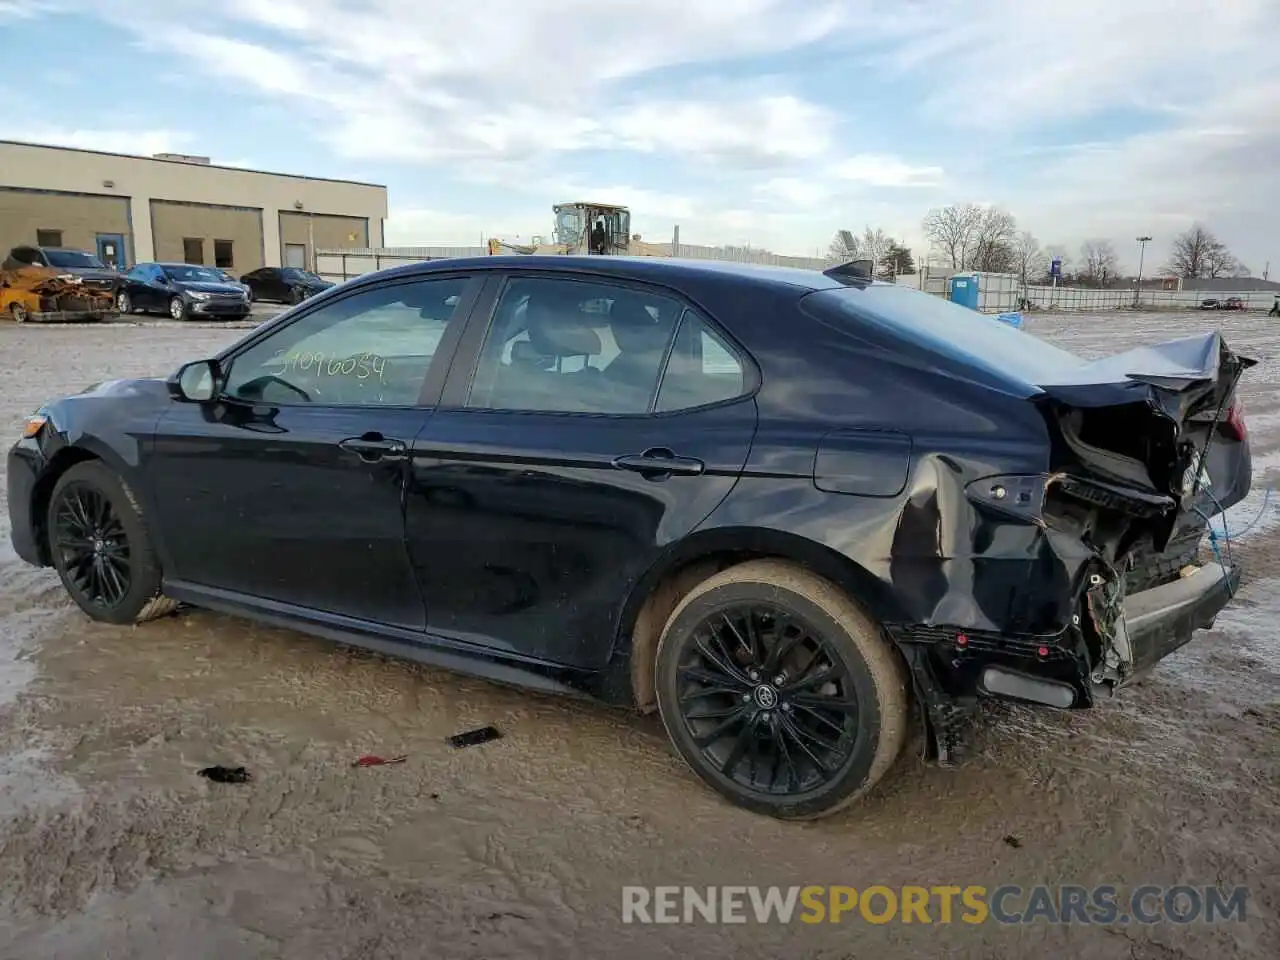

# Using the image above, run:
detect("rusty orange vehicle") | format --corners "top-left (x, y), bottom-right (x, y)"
top-left (1, 251), bottom-right (117, 323)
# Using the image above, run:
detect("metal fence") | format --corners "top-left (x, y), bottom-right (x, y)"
top-left (1025, 286), bottom-right (1277, 311)
top-left (316, 242), bottom-right (828, 283)
top-left (315, 248), bottom-right (1278, 315)
top-left (316, 246), bottom-right (487, 283)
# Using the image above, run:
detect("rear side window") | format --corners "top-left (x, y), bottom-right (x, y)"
top-left (656, 311), bottom-right (747, 412)
top-left (809, 284), bottom-right (1083, 386)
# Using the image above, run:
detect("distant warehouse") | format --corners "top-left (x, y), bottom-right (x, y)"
top-left (0, 140), bottom-right (387, 273)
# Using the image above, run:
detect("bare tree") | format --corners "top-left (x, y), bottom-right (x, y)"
top-left (859, 226), bottom-right (894, 277)
top-left (968, 208), bottom-right (1017, 272)
top-left (1012, 231), bottom-right (1046, 287)
top-left (1166, 224), bottom-right (1235, 279)
top-left (1204, 242), bottom-right (1239, 279)
top-left (1079, 239), bottom-right (1121, 287)
top-left (922, 203), bottom-right (982, 269)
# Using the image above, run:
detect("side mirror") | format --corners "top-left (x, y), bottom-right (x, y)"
top-left (168, 359), bottom-right (220, 402)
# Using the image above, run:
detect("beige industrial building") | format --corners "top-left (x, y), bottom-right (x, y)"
top-left (0, 140), bottom-right (388, 274)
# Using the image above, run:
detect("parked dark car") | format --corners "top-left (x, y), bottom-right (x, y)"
top-left (116, 263), bottom-right (251, 320)
top-left (3, 245), bottom-right (121, 298)
top-left (6, 257), bottom-right (1253, 819)
top-left (215, 269), bottom-right (253, 299)
top-left (1200, 298), bottom-right (1221, 310)
top-left (241, 266), bottom-right (334, 304)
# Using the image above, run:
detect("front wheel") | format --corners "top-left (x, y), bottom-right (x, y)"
top-left (287, 286), bottom-right (304, 305)
top-left (169, 296), bottom-right (188, 321)
top-left (117, 291), bottom-right (134, 314)
top-left (654, 559), bottom-right (911, 820)
top-left (47, 461), bottom-right (178, 624)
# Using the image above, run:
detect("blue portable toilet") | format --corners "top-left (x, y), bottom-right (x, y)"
top-left (949, 273), bottom-right (980, 310)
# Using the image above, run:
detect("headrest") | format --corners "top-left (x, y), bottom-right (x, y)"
top-left (527, 299), bottom-right (602, 357)
top-left (610, 297), bottom-right (673, 355)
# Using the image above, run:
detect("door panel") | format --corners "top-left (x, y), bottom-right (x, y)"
top-left (151, 404), bottom-right (430, 628)
top-left (404, 273), bottom-right (758, 669)
top-left (147, 272), bottom-right (482, 627)
top-left (407, 404), bottom-right (755, 667)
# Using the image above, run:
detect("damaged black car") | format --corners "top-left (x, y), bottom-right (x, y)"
top-left (5, 256), bottom-right (1253, 820)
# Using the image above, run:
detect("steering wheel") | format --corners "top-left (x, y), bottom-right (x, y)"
top-left (235, 374), bottom-right (312, 403)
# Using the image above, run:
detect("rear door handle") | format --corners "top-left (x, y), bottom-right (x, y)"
top-left (339, 434), bottom-right (408, 463)
top-left (611, 447), bottom-right (705, 478)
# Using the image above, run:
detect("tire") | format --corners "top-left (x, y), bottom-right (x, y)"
top-left (287, 286), bottom-right (304, 305)
top-left (116, 290), bottom-right (133, 314)
top-left (654, 559), bottom-right (910, 820)
top-left (11, 302), bottom-right (28, 323)
top-left (46, 461), bottom-right (179, 625)
top-left (169, 296), bottom-right (188, 321)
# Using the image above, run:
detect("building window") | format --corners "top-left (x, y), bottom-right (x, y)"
top-left (213, 239), bottom-right (234, 269)
top-left (183, 237), bottom-right (204, 264)
top-left (36, 229), bottom-right (63, 247)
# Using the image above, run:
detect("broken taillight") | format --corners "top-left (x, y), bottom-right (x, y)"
top-left (1223, 401), bottom-right (1247, 442)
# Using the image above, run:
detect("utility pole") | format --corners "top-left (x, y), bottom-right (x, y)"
top-left (1135, 235), bottom-right (1152, 307)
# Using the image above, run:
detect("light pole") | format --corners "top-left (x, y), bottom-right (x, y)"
top-left (1135, 235), bottom-right (1152, 307)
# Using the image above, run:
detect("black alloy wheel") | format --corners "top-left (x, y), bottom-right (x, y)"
top-left (52, 482), bottom-right (132, 609)
top-left (46, 461), bottom-right (178, 624)
top-left (655, 560), bottom-right (910, 819)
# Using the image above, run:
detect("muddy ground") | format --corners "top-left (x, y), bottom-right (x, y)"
top-left (0, 310), bottom-right (1276, 959)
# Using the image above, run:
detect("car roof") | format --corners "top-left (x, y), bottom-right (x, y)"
top-left (367, 255), bottom-right (852, 293)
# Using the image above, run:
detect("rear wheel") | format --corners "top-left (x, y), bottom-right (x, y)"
top-left (47, 461), bottom-right (178, 624)
top-left (10, 303), bottom-right (28, 323)
top-left (654, 560), bottom-right (910, 819)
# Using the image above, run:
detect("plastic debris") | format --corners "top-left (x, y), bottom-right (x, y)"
top-left (198, 765), bottom-right (252, 784)
top-left (447, 726), bottom-right (503, 749)
top-left (351, 754), bottom-right (407, 767)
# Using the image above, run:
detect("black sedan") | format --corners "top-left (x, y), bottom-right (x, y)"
top-left (241, 266), bottom-right (334, 304)
top-left (6, 256), bottom-right (1253, 819)
top-left (116, 263), bottom-right (250, 320)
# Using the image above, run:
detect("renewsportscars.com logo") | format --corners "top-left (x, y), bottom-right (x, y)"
top-left (621, 885), bottom-right (1249, 925)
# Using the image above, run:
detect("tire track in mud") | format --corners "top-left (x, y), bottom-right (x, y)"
top-left (0, 315), bottom-right (1278, 959)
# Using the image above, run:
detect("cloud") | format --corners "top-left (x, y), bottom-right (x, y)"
top-left (832, 155), bottom-right (945, 188)
top-left (6, 0), bottom-right (1278, 265)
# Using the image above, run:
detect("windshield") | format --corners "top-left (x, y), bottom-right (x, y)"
top-left (163, 265), bottom-right (229, 283)
top-left (809, 284), bottom-right (1086, 387)
top-left (283, 268), bottom-right (323, 282)
top-left (45, 249), bottom-right (105, 268)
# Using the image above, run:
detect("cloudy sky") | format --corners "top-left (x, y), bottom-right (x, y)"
top-left (4, 0), bottom-right (1277, 272)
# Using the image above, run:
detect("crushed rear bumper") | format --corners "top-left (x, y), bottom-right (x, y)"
top-left (1117, 560), bottom-right (1239, 680)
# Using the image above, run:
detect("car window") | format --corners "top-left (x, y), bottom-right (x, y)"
top-left (222, 277), bottom-right (472, 407)
top-left (126, 265), bottom-right (149, 281)
top-left (655, 312), bottom-right (748, 412)
top-left (466, 276), bottom-right (683, 414)
top-left (45, 249), bottom-right (105, 268)
top-left (163, 264), bottom-right (226, 283)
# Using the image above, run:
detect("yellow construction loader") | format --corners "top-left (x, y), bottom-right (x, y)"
top-left (487, 202), bottom-right (667, 257)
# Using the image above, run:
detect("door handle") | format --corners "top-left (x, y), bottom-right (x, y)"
top-left (339, 434), bottom-right (408, 463)
top-left (611, 447), bottom-right (705, 478)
